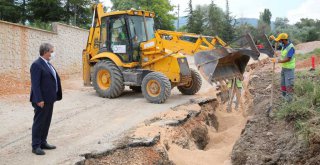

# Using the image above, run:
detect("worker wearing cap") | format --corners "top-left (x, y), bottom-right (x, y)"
top-left (270, 33), bottom-right (295, 102)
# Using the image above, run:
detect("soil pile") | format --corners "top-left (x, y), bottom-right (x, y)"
top-left (231, 64), bottom-right (320, 164)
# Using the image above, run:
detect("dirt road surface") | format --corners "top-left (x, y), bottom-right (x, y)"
top-left (0, 57), bottom-right (214, 165)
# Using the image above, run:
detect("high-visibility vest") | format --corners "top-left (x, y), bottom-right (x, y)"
top-left (227, 79), bottom-right (243, 88)
top-left (281, 43), bottom-right (295, 69)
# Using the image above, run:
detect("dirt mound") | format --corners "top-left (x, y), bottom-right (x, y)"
top-left (231, 65), bottom-right (320, 164)
top-left (82, 145), bottom-right (173, 165)
top-left (296, 41), bottom-right (320, 54)
top-left (296, 55), bottom-right (320, 69)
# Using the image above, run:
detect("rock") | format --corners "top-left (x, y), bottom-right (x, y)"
top-left (251, 75), bottom-right (260, 79)
top-left (163, 140), bottom-right (170, 151)
top-left (266, 132), bottom-right (274, 136)
top-left (265, 84), bottom-right (272, 90)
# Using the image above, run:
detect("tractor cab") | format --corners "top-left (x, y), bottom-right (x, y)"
top-left (99, 11), bottom-right (155, 63)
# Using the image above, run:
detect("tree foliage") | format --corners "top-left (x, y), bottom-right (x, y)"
top-left (62, 0), bottom-right (92, 28)
top-left (222, 0), bottom-right (235, 42)
top-left (273, 17), bottom-right (320, 43)
top-left (0, 0), bottom-right (92, 29)
top-left (185, 0), bottom-right (235, 42)
top-left (0, 0), bottom-right (22, 23)
top-left (257, 8), bottom-right (272, 36)
top-left (190, 5), bottom-right (205, 34)
top-left (28, 0), bottom-right (64, 23)
top-left (235, 23), bottom-right (257, 38)
top-left (260, 9), bottom-right (272, 26)
top-left (274, 17), bottom-right (289, 29)
top-left (186, 0), bottom-right (194, 33)
top-left (111, 0), bottom-right (175, 30)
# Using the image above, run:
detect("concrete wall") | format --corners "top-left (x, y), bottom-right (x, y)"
top-left (0, 21), bottom-right (88, 92)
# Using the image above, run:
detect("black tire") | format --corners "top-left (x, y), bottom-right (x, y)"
top-left (92, 60), bottom-right (124, 98)
top-left (178, 68), bottom-right (202, 95)
top-left (141, 72), bottom-right (171, 104)
top-left (129, 86), bottom-right (142, 92)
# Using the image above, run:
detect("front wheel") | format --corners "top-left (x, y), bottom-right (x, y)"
top-left (92, 60), bottom-right (124, 98)
top-left (141, 72), bottom-right (171, 104)
top-left (178, 68), bottom-right (202, 95)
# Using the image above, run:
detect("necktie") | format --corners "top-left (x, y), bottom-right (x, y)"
top-left (47, 62), bottom-right (58, 92)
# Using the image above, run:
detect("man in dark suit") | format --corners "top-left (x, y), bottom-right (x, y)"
top-left (30, 43), bottom-right (62, 155)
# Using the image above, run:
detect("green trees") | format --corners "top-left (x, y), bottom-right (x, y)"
top-left (190, 5), bottom-right (205, 34)
top-left (111, 0), bottom-right (175, 30)
top-left (273, 17), bottom-right (320, 43)
top-left (28, 0), bottom-right (64, 23)
top-left (222, 0), bottom-right (235, 42)
top-left (185, 0), bottom-right (235, 42)
top-left (257, 9), bottom-right (272, 36)
top-left (260, 9), bottom-right (272, 26)
top-left (0, 0), bottom-right (22, 23)
top-left (62, 0), bottom-right (92, 28)
top-left (295, 18), bottom-right (320, 42)
top-left (0, 0), bottom-right (92, 28)
top-left (186, 0), bottom-right (195, 33)
top-left (274, 17), bottom-right (289, 29)
top-left (1, 0), bottom-right (319, 43)
top-left (205, 1), bottom-right (224, 36)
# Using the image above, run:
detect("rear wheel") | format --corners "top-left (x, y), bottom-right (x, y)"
top-left (93, 60), bottom-right (124, 98)
top-left (141, 72), bottom-right (171, 104)
top-left (178, 68), bottom-right (202, 95)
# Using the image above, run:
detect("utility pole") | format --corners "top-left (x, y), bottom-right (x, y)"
top-left (177, 4), bottom-right (180, 30)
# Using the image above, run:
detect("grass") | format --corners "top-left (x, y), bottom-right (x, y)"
top-left (296, 48), bottom-right (320, 61)
top-left (28, 20), bottom-right (53, 31)
top-left (276, 68), bottom-right (320, 143)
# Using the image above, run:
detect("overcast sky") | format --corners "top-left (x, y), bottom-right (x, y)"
top-left (103, 0), bottom-right (319, 24)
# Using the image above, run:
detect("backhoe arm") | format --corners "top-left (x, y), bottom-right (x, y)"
top-left (155, 30), bottom-right (227, 55)
top-left (83, 3), bottom-right (105, 86)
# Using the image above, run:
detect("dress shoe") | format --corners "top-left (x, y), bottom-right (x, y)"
top-left (32, 147), bottom-right (45, 155)
top-left (41, 143), bottom-right (56, 150)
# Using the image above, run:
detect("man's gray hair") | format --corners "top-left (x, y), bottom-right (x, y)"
top-left (39, 43), bottom-right (53, 56)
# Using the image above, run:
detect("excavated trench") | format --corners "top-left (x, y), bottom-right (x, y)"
top-left (75, 97), bottom-right (215, 164)
top-left (76, 59), bottom-right (271, 165)
top-left (76, 95), bottom-right (250, 165)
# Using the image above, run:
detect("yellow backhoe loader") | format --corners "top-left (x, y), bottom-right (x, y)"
top-left (82, 3), bottom-right (272, 103)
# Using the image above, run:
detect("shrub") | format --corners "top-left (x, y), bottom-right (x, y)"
top-left (276, 69), bottom-right (320, 142)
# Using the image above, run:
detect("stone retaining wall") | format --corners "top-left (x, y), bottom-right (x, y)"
top-left (0, 21), bottom-right (88, 94)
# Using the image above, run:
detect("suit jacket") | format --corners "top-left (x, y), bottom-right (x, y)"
top-left (30, 57), bottom-right (62, 103)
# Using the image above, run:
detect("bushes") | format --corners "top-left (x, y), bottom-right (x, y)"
top-left (276, 69), bottom-right (320, 142)
top-left (296, 48), bottom-right (320, 61)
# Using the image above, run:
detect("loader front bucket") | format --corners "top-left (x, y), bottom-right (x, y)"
top-left (194, 33), bottom-right (260, 84)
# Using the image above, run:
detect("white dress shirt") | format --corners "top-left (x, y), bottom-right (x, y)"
top-left (40, 56), bottom-right (58, 92)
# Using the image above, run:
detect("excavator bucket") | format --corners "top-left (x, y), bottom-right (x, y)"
top-left (194, 33), bottom-right (260, 84)
top-left (256, 34), bottom-right (275, 57)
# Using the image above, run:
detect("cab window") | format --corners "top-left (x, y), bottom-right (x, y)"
top-left (108, 16), bottom-right (131, 62)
